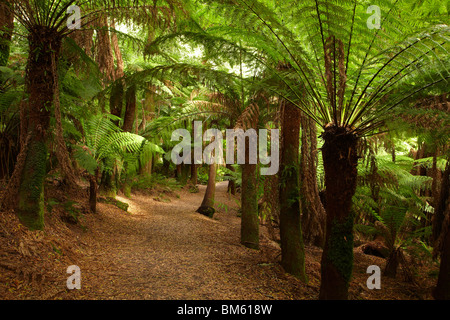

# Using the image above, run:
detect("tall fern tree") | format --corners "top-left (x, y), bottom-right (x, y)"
top-left (195, 0), bottom-right (449, 299)
top-left (0, 0), bottom-right (191, 229)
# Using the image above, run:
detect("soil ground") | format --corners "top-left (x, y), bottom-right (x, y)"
top-left (0, 181), bottom-right (440, 300)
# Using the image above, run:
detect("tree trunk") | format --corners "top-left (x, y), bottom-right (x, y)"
top-left (0, 0), bottom-right (14, 66)
top-left (319, 125), bottom-right (359, 300)
top-left (196, 164), bottom-right (216, 218)
top-left (434, 204), bottom-right (450, 300)
top-left (177, 163), bottom-right (190, 185)
top-left (300, 112), bottom-right (326, 247)
top-left (384, 247), bottom-right (400, 278)
top-left (241, 141), bottom-right (259, 249)
top-left (432, 163), bottom-right (449, 245)
top-left (191, 163), bottom-right (198, 185)
top-left (226, 164), bottom-right (236, 195)
top-left (53, 52), bottom-right (77, 189)
top-left (279, 101), bottom-right (307, 281)
top-left (95, 15), bottom-right (115, 84)
top-left (89, 168), bottom-right (99, 213)
top-left (139, 84), bottom-right (157, 176)
top-left (123, 84), bottom-right (137, 132)
top-left (433, 168), bottom-right (450, 300)
top-left (16, 29), bottom-right (62, 230)
top-left (99, 169), bottom-right (116, 197)
top-left (110, 80), bottom-right (123, 125)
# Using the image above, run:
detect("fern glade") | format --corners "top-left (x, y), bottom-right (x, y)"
top-left (193, 0), bottom-right (449, 299)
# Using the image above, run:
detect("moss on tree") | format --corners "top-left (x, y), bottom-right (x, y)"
top-left (17, 139), bottom-right (48, 230)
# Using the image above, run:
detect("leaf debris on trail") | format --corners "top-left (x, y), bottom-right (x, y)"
top-left (0, 182), bottom-right (437, 300)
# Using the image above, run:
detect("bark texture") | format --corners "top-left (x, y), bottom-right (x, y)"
top-left (300, 112), bottom-right (326, 247)
top-left (279, 101), bottom-right (307, 281)
top-left (196, 163), bottom-right (217, 218)
top-left (0, 0), bottom-right (14, 66)
top-left (319, 125), bottom-right (359, 300)
top-left (13, 28), bottom-right (62, 230)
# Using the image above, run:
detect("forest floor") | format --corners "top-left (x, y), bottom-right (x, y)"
top-left (0, 180), bottom-right (440, 300)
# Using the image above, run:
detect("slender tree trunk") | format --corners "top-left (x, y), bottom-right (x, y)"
top-left (433, 162), bottom-right (450, 299)
top-left (123, 84), bottom-right (136, 132)
top-left (190, 153), bottom-right (198, 185)
top-left (191, 164), bottom-right (198, 185)
top-left (279, 101), bottom-right (307, 281)
top-left (196, 164), bottom-right (217, 218)
top-left (432, 163), bottom-right (449, 244)
top-left (110, 81), bottom-right (123, 125)
top-left (177, 163), bottom-right (189, 185)
top-left (319, 125), bottom-right (359, 300)
top-left (434, 202), bottom-right (450, 300)
top-left (241, 141), bottom-right (259, 250)
top-left (110, 18), bottom-right (124, 80)
top-left (89, 168), bottom-right (100, 213)
top-left (0, 0), bottom-right (14, 67)
top-left (140, 84), bottom-right (157, 176)
top-left (300, 112), bottom-right (326, 247)
top-left (226, 164), bottom-right (236, 195)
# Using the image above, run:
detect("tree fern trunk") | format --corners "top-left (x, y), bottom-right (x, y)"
top-left (434, 208), bottom-right (450, 300)
top-left (17, 28), bottom-right (62, 230)
top-left (384, 247), bottom-right (400, 278)
top-left (319, 125), bottom-right (359, 300)
top-left (432, 163), bottom-right (449, 244)
top-left (433, 172), bottom-right (450, 300)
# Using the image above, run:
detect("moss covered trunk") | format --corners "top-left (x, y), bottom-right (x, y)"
top-left (99, 169), bottom-right (117, 198)
top-left (17, 28), bottom-right (62, 230)
top-left (241, 140), bottom-right (259, 249)
top-left (434, 211), bottom-right (450, 300)
top-left (432, 163), bottom-right (449, 244)
top-left (279, 101), bottom-right (307, 281)
top-left (433, 169), bottom-right (450, 300)
top-left (0, 0), bottom-right (14, 66)
top-left (319, 125), bottom-right (359, 300)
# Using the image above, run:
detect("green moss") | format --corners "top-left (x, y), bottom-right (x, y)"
top-left (197, 206), bottom-right (215, 218)
top-left (98, 197), bottom-right (129, 212)
top-left (326, 212), bottom-right (355, 284)
top-left (17, 139), bottom-right (48, 230)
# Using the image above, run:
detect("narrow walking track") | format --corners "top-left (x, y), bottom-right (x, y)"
top-left (0, 181), bottom-right (429, 300)
top-left (62, 182), bottom-right (310, 300)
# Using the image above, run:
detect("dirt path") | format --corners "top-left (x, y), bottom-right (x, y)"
top-left (64, 182), bottom-right (310, 300)
top-left (1, 180), bottom-right (432, 300)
